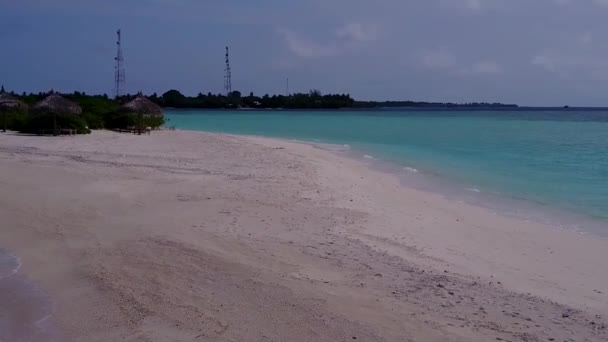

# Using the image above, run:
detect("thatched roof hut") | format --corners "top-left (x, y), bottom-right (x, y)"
top-left (118, 96), bottom-right (163, 116)
top-left (1, 91), bottom-right (29, 132)
top-left (0, 92), bottom-right (28, 114)
top-left (33, 94), bottom-right (82, 116)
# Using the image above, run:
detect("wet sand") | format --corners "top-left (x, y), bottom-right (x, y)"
top-left (0, 130), bottom-right (606, 341)
top-left (0, 250), bottom-right (61, 341)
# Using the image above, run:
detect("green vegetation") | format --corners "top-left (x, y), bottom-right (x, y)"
top-left (73, 93), bottom-right (117, 130)
top-left (2, 89), bottom-right (357, 132)
top-left (353, 100), bottom-right (518, 109)
top-left (1, 88), bottom-right (519, 133)
top-left (147, 90), bottom-right (517, 109)
top-left (104, 112), bottom-right (164, 130)
top-left (3, 91), bottom-right (164, 133)
top-left (20, 114), bottom-right (91, 134)
top-left (152, 89), bottom-right (354, 109)
top-left (2, 112), bottom-right (29, 132)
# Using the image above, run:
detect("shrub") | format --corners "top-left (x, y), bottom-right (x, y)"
top-left (20, 114), bottom-right (91, 134)
top-left (83, 112), bottom-right (105, 130)
top-left (2, 112), bottom-right (29, 131)
top-left (104, 112), bottom-right (164, 130)
top-left (143, 115), bottom-right (165, 128)
top-left (104, 112), bottom-right (136, 129)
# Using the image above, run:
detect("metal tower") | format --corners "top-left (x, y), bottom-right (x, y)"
top-left (224, 46), bottom-right (232, 96)
top-left (114, 29), bottom-right (126, 99)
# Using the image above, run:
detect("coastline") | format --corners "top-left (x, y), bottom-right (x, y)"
top-left (202, 130), bottom-right (608, 238)
top-left (0, 130), bottom-right (606, 341)
top-left (337, 142), bottom-right (608, 237)
top-left (244, 133), bottom-right (608, 311)
top-left (165, 109), bottom-right (608, 225)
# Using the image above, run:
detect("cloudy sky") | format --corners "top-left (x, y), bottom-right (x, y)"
top-left (1, 0), bottom-right (608, 106)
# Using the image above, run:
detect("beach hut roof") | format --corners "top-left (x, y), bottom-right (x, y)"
top-left (33, 94), bottom-right (82, 116)
top-left (119, 96), bottom-right (163, 116)
top-left (0, 91), bottom-right (28, 113)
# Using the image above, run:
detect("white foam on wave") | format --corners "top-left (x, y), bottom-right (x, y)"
top-left (0, 275), bottom-right (61, 342)
top-left (403, 166), bottom-right (419, 173)
top-left (466, 188), bottom-right (481, 193)
top-left (310, 142), bottom-right (351, 153)
top-left (363, 155), bottom-right (374, 159)
top-left (0, 250), bottom-right (22, 280)
top-left (34, 306), bottom-right (56, 328)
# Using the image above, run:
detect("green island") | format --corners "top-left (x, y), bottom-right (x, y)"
top-left (0, 87), bottom-right (518, 135)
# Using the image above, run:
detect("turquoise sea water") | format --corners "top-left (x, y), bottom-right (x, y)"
top-left (166, 109), bottom-right (608, 233)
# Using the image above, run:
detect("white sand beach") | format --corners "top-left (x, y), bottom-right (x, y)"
top-left (0, 130), bottom-right (606, 341)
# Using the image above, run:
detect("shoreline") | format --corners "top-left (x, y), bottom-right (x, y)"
top-left (165, 109), bottom-right (608, 227)
top-left (0, 249), bottom-right (61, 342)
top-left (345, 143), bottom-right (608, 238)
top-left (0, 130), bottom-right (606, 341)
top-left (242, 132), bottom-right (608, 311)
top-left (185, 128), bottom-right (608, 238)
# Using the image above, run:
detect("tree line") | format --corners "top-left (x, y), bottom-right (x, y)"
top-left (149, 89), bottom-right (355, 109)
top-left (2, 88), bottom-right (519, 133)
top-left (8, 88), bottom-right (518, 112)
top-left (143, 90), bottom-right (518, 109)
top-left (353, 100), bottom-right (518, 109)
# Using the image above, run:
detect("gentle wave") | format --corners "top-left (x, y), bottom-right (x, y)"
top-left (166, 109), bottom-right (608, 235)
top-left (403, 166), bottom-right (419, 173)
top-left (0, 249), bottom-right (22, 280)
top-left (0, 249), bottom-right (62, 342)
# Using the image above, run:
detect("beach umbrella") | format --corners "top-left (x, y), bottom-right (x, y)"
top-left (33, 94), bottom-right (82, 116)
top-left (0, 90), bottom-right (28, 132)
top-left (118, 95), bottom-right (163, 135)
top-left (32, 94), bottom-right (82, 134)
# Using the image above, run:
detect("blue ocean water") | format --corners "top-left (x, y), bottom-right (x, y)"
top-left (166, 109), bottom-right (608, 232)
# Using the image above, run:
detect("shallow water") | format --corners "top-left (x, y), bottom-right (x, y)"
top-left (0, 250), bottom-right (21, 280)
top-left (166, 109), bottom-right (608, 234)
top-left (0, 249), bottom-right (62, 342)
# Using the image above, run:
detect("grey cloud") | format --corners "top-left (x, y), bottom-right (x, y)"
top-left (418, 48), bottom-right (457, 69)
top-left (277, 29), bottom-right (339, 58)
top-left (532, 51), bottom-right (608, 80)
top-left (470, 61), bottom-right (502, 74)
top-left (279, 23), bottom-right (379, 59)
top-left (2, 0), bottom-right (608, 105)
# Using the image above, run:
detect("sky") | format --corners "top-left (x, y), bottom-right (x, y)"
top-left (1, 0), bottom-right (608, 106)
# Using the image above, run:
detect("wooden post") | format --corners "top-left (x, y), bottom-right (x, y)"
top-left (138, 112), bottom-right (143, 135)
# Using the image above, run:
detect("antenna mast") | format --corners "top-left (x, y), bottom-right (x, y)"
top-left (224, 46), bottom-right (232, 96)
top-left (114, 29), bottom-right (126, 99)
